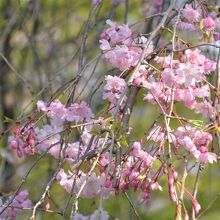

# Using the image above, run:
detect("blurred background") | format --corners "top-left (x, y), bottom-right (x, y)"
top-left (0, 0), bottom-right (220, 219)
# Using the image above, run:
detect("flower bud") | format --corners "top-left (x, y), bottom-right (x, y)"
top-left (192, 199), bottom-right (201, 214)
top-left (23, 147), bottom-right (30, 156)
top-left (163, 167), bottom-right (168, 175)
top-left (171, 167), bottom-right (178, 181)
top-left (14, 127), bottom-right (20, 135)
top-left (10, 209), bottom-right (16, 217)
top-left (17, 149), bottom-right (23, 158)
top-left (28, 138), bottom-right (35, 146)
top-left (10, 140), bottom-right (19, 149)
top-left (45, 202), bottom-right (50, 211)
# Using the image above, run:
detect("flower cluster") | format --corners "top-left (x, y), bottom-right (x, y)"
top-left (8, 126), bottom-right (36, 157)
top-left (36, 100), bottom-right (95, 161)
top-left (175, 125), bottom-right (217, 163)
top-left (0, 190), bottom-right (32, 220)
top-left (9, 100), bottom-right (94, 160)
top-left (57, 169), bottom-right (111, 199)
top-left (37, 100), bottom-right (94, 125)
top-left (100, 20), bottom-right (153, 71)
top-left (178, 3), bottom-right (220, 40)
top-left (99, 142), bottom-right (159, 202)
top-left (143, 48), bottom-right (216, 119)
top-left (168, 167), bottom-right (178, 202)
top-left (103, 75), bottom-right (126, 110)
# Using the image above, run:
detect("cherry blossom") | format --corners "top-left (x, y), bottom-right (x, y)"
top-left (182, 4), bottom-right (201, 22)
top-left (203, 16), bottom-right (216, 32)
top-left (57, 169), bottom-right (111, 198)
top-left (0, 190), bottom-right (32, 220)
top-left (100, 20), bottom-right (153, 71)
top-left (103, 75), bottom-right (126, 103)
top-left (66, 101), bottom-right (94, 122)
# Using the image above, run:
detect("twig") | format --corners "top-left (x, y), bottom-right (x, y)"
top-left (124, 192), bottom-right (142, 220)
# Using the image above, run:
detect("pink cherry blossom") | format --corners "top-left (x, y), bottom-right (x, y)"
top-left (182, 4), bottom-right (201, 22)
top-left (195, 101), bottom-right (215, 119)
top-left (0, 190), bottom-right (32, 220)
top-left (193, 85), bottom-right (210, 98)
top-left (147, 126), bottom-right (165, 142)
top-left (192, 199), bottom-right (201, 214)
top-left (103, 75), bottom-right (126, 103)
top-left (198, 152), bottom-right (217, 163)
top-left (37, 100), bottom-right (67, 121)
top-left (57, 170), bottom-right (111, 198)
top-left (66, 101), bottom-right (94, 122)
top-left (102, 45), bottom-right (143, 71)
top-left (203, 16), bottom-right (216, 32)
top-left (175, 63), bottom-right (203, 87)
top-left (204, 58), bottom-right (216, 74)
top-left (177, 21), bottom-right (196, 31)
top-left (184, 49), bottom-right (205, 66)
top-left (100, 20), bottom-right (153, 71)
top-left (101, 19), bottom-right (132, 44)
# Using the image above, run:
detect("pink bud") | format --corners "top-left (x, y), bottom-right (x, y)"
top-left (199, 146), bottom-right (207, 153)
top-left (17, 149), bottom-right (23, 158)
top-left (150, 182), bottom-right (160, 190)
top-left (10, 209), bottom-right (16, 217)
top-left (28, 139), bottom-right (35, 146)
top-left (143, 190), bottom-right (150, 201)
top-left (134, 77), bottom-right (142, 87)
top-left (163, 167), bottom-right (168, 175)
top-left (119, 181), bottom-right (128, 192)
top-left (10, 140), bottom-right (19, 149)
top-left (170, 192), bottom-right (177, 202)
top-left (23, 147), bottom-right (30, 156)
top-left (169, 185), bottom-right (175, 194)
top-left (29, 131), bottom-right (35, 139)
top-left (31, 147), bottom-right (37, 154)
top-left (100, 32), bottom-right (108, 39)
top-left (45, 202), bottom-right (50, 211)
top-left (22, 142), bottom-right (28, 149)
top-left (100, 156), bottom-right (108, 167)
top-left (169, 176), bottom-right (175, 185)
top-left (14, 127), bottom-right (20, 135)
top-left (105, 178), bottom-right (111, 188)
top-left (161, 105), bottom-right (167, 112)
top-left (184, 210), bottom-right (189, 220)
top-left (171, 167), bottom-right (178, 181)
top-left (192, 199), bottom-right (201, 214)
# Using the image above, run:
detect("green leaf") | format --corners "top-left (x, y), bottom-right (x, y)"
top-left (189, 120), bottom-right (204, 128)
top-left (208, 5), bottom-right (219, 14)
top-left (117, 134), bottom-right (129, 147)
top-left (3, 116), bottom-right (14, 123)
top-left (199, 19), bottom-right (204, 30)
top-left (209, 127), bottom-right (220, 133)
